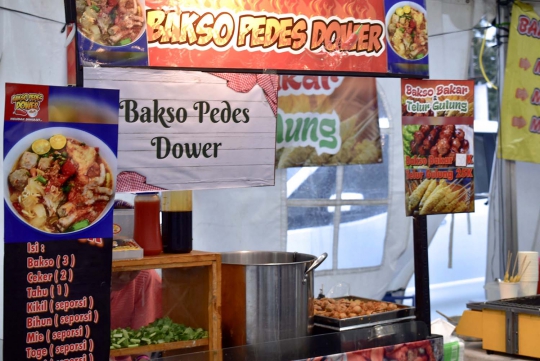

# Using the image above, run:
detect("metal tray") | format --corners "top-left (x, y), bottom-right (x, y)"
top-left (314, 296), bottom-right (416, 331)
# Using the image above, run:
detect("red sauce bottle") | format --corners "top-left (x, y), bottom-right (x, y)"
top-left (133, 193), bottom-right (162, 256)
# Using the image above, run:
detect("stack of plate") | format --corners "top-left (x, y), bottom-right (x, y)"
top-left (518, 251), bottom-right (539, 296)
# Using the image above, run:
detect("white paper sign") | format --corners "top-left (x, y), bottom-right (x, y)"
top-left (84, 68), bottom-right (276, 191)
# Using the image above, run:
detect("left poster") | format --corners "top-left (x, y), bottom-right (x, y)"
top-left (3, 84), bottom-right (119, 361)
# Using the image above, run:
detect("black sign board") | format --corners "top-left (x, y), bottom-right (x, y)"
top-left (4, 239), bottom-right (112, 361)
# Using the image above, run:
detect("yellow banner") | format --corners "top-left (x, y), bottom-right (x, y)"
top-left (499, 1), bottom-right (540, 163)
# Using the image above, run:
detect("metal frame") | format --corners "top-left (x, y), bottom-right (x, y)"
top-left (412, 215), bottom-right (431, 329)
top-left (65, 0), bottom-right (438, 336)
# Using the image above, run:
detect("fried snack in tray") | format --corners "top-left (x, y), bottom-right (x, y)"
top-left (432, 187), bottom-right (463, 213)
top-left (418, 180), bottom-right (448, 215)
top-left (427, 186), bottom-right (471, 214)
top-left (440, 199), bottom-right (459, 213)
top-left (408, 179), bottom-right (472, 214)
top-left (407, 164), bottom-right (473, 214)
top-left (408, 178), bottom-right (431, 210)
top-left (314, 298), bottom-right (399, 319)
top-left (419, 179), bottom-right (438, 209)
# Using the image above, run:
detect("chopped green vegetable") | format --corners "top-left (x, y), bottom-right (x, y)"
top-left (62, 183), bottom-right (73, 193)
top-left (416, 53), bottom-right (425, 59)
top-left (402, 125), bottom-right (421, 156)
top-left (110, 317), bottom-right (208, 350)
top-left (118, 38), bottom-right (132, 46)
top-left (69, 219), bottom-right (90, 232)
top-left (35, 175), bottom-right (48, 185)
top-left (91, 5), bottom-right (100, 12)
top-left (403, 131), bottom-right (414, 142)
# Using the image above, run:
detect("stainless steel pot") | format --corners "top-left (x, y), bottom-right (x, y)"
top-left (221, 251), bottom-right (327, 347)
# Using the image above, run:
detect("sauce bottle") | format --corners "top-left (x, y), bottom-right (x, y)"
top-left (133, 192), bottom-right (162, 256)
top-left (161, 191), bottom-right (193, 253)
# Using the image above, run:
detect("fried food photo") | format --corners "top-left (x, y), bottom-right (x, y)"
top-left (406, 178), bottom-right (473, 216)
top-left (403, 124), bottom-right (471, 164)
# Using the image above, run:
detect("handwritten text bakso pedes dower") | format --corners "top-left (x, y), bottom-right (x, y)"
top-left (119, 99), bottom-right (250, 160)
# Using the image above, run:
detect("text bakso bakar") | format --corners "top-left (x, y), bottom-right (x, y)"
top-left (7, 134), bottom-right (113, 233)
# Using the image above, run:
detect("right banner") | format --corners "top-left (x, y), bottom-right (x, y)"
top-left (499, 1), bottom-right (540, 163)
top-left (401, 79), bottom-right (475, 216)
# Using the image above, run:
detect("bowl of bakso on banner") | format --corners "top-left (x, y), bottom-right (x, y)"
top-left (386, 1), bottom-right (428, 61)
top-left (76, 0), bottom-right (146, 47)
top-left (4, 128), bottom-right (116, 234)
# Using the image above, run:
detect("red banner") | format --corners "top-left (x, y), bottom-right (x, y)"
top-left (147, 0), bottom-right (386, 73)
top-left (76, 0), bottom-right (429, 76)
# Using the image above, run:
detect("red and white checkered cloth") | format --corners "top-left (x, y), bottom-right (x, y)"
top-left (116, 171), bottom-right (165, 193)
top-left (211, 73), bottom-right (279, 115)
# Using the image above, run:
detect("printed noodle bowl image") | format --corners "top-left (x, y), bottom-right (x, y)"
top-left (4, 128), bottom-right (116, 234)
top-left (386, 2), bottom-right (428, 60)
top-left (76, 0), bottom-right (145, 47)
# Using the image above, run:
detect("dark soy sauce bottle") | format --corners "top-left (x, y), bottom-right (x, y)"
top-left (161, 191), bottom-right (193, 253)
